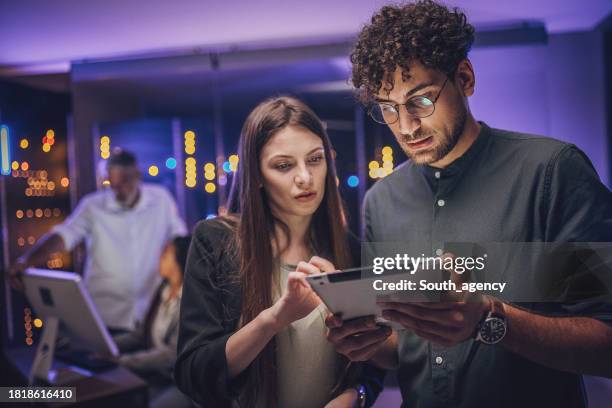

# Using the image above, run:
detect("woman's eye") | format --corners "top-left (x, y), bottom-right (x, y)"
top-left (275, 162), bottom-right (291, 170)
top-left (308, 154), bottom-right (324, 164)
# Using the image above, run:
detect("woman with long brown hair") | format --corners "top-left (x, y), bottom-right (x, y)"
top-left (175, 96), bottom-right (387, 408)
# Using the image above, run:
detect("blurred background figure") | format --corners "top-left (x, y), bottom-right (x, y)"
top-left (114, 235), bottom-right (193, 408)
top-left (9, 149), bottom-right (188, 332)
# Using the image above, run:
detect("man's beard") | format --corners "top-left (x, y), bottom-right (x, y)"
top-left (403, 107), bottom-right (467, 165)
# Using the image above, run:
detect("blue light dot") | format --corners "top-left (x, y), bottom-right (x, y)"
top-left (347, 175), bottom-right (359, 188)
top-left (222, 161), bottom-right (231, 173)
top-left (206, 214), bottom-right (217, 220)
top-left (166, 157), bottom-right (177, 169)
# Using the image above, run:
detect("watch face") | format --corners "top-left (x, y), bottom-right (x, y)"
top-left (479, 317), bottom-right (506, 344)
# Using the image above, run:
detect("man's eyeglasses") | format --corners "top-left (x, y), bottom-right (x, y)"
top-left (368, 78), bottom-right (449, 125)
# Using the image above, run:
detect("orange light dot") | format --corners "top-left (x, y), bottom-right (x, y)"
top-left (26, 209), bottom-right (33, 218)
top-left (21, 162), bottom-right (29, 171)
top-left (25, 338), bottom-right (33, 346)
top-left (27, 236), bottom-right (36, 245)
top-left (17, 237), bottom-right (25, 246)
top-left (20, 139), bottom-right (29, 149)
top-left (205, 182), bottom-right (216, 193)
top-left (102, 180), bottom-right (110, 186)
top-left (47, 181), bottom-right (55, 190)
top-left (25, 188), bottom-right (33, 197)
top-left (35, 209), bottom-right (43, 218)
top-left (44, 209), bottom-right (52, 218)
top-left (60, 177), bottom-right (69, 187)
top-left (16, 210), bottom-right (24, 219)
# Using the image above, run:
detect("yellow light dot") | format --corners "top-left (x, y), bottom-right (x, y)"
top-left (184, 130), bottom-right (195, 139)
top-left (205, 182), bottom-right (216, 193)
top-left (186, 179), bottom-right (197, 188)
top-left (46, 130), bottom-right (55, 138)
top-left (204, 171), bottom-right (215, 181)
top-left (60, 177), bottom-right (70, 187)
top-left (382, 153), bottom-right (393, 162)
top-left (383, 161), bottom-right (394, 169)
top-left (204, 163), bottom-right (215, 172)
top-left (102, 180), bottom-right (110, 186)
top-left (185, 157), bottom-right (196, 166)
top-left (185, 146), bottom-right (196, 155)
top-left (229, 163), bottom-right (238, 172)
top-left (376, 168), bottom-right (386, 178)
top-left (12, 161), bottom-right (19, 170)
top-left (21, 162), bottom-right (29, 171)
top-left (148, 165), bottom-right (159, 177)
top-left (382, 146), bottom-right (393, 155)
top-left (20, 139), bottom-right (29, 149)
top-left (42, 143), bottom-right (51, 153)
top-left (368, 169), bottom-right (377, 179)
top-left (368, 161), bottom-right (380, 170)
top-left (101, 151), bottom-right (110, 159)
top-left (33, 318), bottom-right (43, 328)
top-left (229, 155), bottom-right (239, 164)
top-left (100, 136), bottom-right (110, 144)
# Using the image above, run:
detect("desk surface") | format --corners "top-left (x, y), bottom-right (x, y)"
top-left (4, 345), bottom-right (148, 406)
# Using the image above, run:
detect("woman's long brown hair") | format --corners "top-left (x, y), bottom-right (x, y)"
top-left (226, 96), bottom-right (352, 407)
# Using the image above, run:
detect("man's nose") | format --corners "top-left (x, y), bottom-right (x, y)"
top-left (397, 106), bottom-right (421, 137)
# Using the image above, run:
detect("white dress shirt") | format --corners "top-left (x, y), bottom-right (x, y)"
top-left (52, 183), bottom-right (187, 329)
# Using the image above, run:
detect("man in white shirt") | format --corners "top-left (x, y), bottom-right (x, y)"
top-left (10, 149), bottom-right (187, 330)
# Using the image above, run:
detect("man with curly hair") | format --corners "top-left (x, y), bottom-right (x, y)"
top-left (324, 1), bottom-right (612, 407)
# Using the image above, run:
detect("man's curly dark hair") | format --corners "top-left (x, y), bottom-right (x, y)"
top-left (351, 0), bottom-right (475, 103)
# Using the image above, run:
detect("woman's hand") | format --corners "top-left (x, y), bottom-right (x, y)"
top-left (267, 256), bottom-right (337, 330)
top-left (324, 388), bottom-right (358, 408)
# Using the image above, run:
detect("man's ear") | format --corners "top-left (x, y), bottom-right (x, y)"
top-left (454, 59), bottom-right (475, 97)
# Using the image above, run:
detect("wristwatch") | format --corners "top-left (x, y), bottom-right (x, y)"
top-left (475, 296), bottom-right (507, 345)
top-left (353, 384), bottom-right (366, 408)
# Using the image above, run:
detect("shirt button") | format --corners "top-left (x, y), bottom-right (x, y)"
top-left (435, 248), bottom-right (444, 256)
top-left (437, 199), bottom-right (445, 207)
top-left (435, 356), bottom-right (444, 365)
top-left (434, 171), bottom-right (441, 179)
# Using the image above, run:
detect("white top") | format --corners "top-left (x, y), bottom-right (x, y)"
top-left (274, 263), bottom-right (340, 408)
top-left (52, 183), bottom-right (187, 329)
top-left (150, 285), bottom-right (182, 348)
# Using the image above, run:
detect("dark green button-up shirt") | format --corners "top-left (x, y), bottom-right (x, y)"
top-left (364, 123), bottom-right (612, 408)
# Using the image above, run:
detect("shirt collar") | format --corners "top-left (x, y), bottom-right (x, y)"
top-left (104, 185), bottom-right (150, 213)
